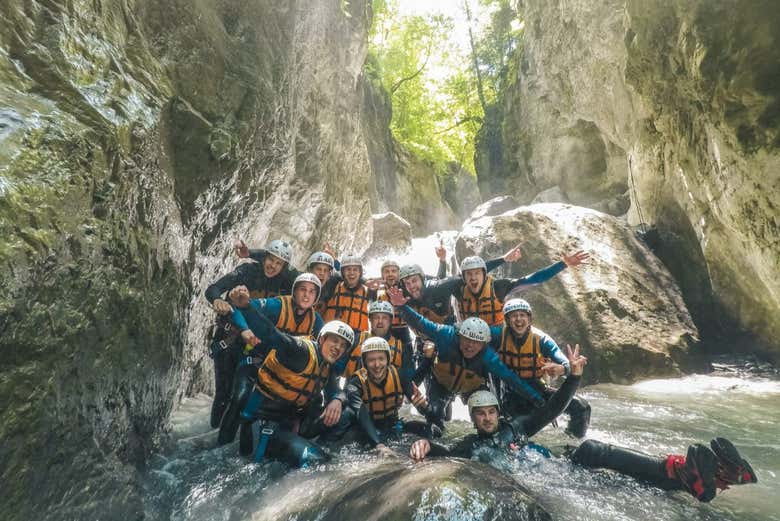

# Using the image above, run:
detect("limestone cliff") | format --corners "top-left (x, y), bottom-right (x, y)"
top-left (0, 1), bottom-right (374, 518)
top-left (476, 0), bottom-right (780, 359)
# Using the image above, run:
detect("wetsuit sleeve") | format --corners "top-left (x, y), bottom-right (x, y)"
top-left (437, 259), bottom-right (447, 279)
top-left (539, 334), bottom-right (570, 373)
top-left (427, 436), bottom-right (474, 458)
top-left (238, 306), bottom-right (309, 371)
top-left (485, 257), bottom-right (505, 273)
top-left (344, 375), bottom-right (365, 411)
top-left (412, 356), bottom-right (432, 386)
top-left (204, 263), bottom-right (257, 303)
top-left (488, 325), bottom-right (504, 350)
top-left (483, 348), bottom-right (545, 405)
top-left (496, 261), bottom-right (567, 299)
top-left (399, 305), bottom-right (456, 347)
top-left (515, 374), bottom-right (581, 437)
top-left (324, 371), bottom-right (344, 402)
top-left (312, 312), bottom-right (324, 337)
top-left (248, 248), bottom-right (267, 263)
top-left (400, 340), bottom-right (415, 375)
top-left (357, 405), bottom-right (382, 447)
top-left (423, 276), bottom-right (463, 302)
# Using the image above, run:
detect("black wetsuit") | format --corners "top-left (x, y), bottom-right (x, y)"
top-left (227, 304), bottom-right (338, 467)
top-left (425, 373), bottom-right (685, 493)
top-left (204, 251), bottom-right (300, 428)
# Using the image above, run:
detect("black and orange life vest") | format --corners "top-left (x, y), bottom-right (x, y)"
top-left (498, 326), bottom-right (545, 380)
top-left (431, 355), bottom-right (484, 394)
top-left (376, 287), bottom-right (408, 329)
top-left (323, 282), bottom-right (370, 332)
top-left (458, 276), bottom-right (504, 326)
top-left (356, 365), bottom-right (404, 421)
top-left (275, 296), bottom-right (316, 337)
top-left (256, 339), bottom-right (329, 407)
top-left (250, 288), bottom-right (275, 299)
top-left (343, 331), bottom-right (404, 379)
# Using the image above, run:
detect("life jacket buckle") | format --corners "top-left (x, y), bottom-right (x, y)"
top-left (219, 340), bottom-right (228, 350)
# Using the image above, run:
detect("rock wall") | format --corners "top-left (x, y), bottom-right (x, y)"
top-left (0, 1), bottom-right (374, 519)
top-left (361, 71), bottom-right (461, 232)
top-left (476, 0), bottom-right (780, 359)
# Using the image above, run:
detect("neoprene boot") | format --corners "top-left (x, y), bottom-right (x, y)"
top-left (564, 395), bottom-right (591, 438)
top-left (665, 444), bottom-right (718, 502)
top-left (710, 437), bottom-right (757, 489)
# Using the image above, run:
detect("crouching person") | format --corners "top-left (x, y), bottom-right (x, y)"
top-left (236, 305), bottom-right (354, 467)
top-left (327, 337), bottom-right (437, 456)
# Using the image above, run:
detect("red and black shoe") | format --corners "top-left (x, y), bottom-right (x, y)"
top-left (710, 437), bottom-right (758, 490)
top-left (666, 444), bottom-right (718, 502)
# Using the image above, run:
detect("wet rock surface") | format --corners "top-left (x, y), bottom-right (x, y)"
top-left (475, 0), bottom-right (780, 361)
top-left (457, 203), bottom-right (701, 384)
top-left (364, 211), bottom-right (413, 257)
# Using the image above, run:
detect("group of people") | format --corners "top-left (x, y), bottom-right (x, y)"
top-left (204, 238), bottom-right (757, 504)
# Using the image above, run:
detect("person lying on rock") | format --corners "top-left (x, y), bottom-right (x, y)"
top-left (320, 337), bottom-right (438, 456)
top-left (216, 273), bottom-right (325, 446)
top-left (409, 347), bottom-right (758, 504)
top-left (204, 239), bottom-right (299, 428)
top-left (387, 287), bottom-right (546, 433)
top-left (489, 298), bottom-right (591, 438)
top-left (444, 248), bottom-right (590, 327)
top-left (233, 307), bottom-right (354, 466)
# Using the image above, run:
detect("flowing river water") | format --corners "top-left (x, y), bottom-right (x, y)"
top-left (142, 233), bottom-right (780, 520)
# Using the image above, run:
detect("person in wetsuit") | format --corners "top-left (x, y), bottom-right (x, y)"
top-left (216, 273), bottom-right (325, 445)
top-left (235, 311), bottom-right (355, 467)
top-left (409, 347), bottom-right (758, 503)
top-left (386, 287), bottom-right (546, 432)
top-left (489, 298), bottom-right (591, 438)
top-left (322, 253), bottom-right (371, 335)
top-left (329, 337), bottom-right (438, 455)
top-left (204, 239), bottom-right (299, 427)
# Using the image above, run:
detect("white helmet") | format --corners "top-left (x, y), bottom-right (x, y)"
top-left (368, 300), bottom-right (394, 317)
top-left (266, 239), bottom-right (293, 264)
top-left (340, 253), bottom-right (363, 271)
top-left (306, 251), bottom-right (335, 270)
top-left (318, 320), bottom-right (355, 347)
top-left (399, 264), bottom-right (424, 281)
top-left (467, 390), bottom-right (500, 415)
top-left (503, 298), bottom-right (532, 316)
top-left (292, 273), bottom-right (322, 303)
top-left (381, 259), bottom-right (400, 271)
top-left (458, 317), bottom-right (491, 343)
top-left (460, 256), bottom-right (486, 274)
top-left (361, 336), bottom-right (391, 356)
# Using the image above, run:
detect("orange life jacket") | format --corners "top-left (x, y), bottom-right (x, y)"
top-left (356, 365), bottom-right (404, 421)
top-left (323, 282), bottom-right (370, 332)
top-left (275, 295), bottom-right (316, 337)
top-left (344, 331), bottom-right (404, 379)
top-left (431, 355), bottom-right (484, 394)
top-left (458, 275), bottom-right (504, 326)
top-left (256, 339), bottom-right (329, 407)
top-left (498, 326), bottom-right (546, 380)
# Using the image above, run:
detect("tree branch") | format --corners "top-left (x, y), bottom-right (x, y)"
top-left (390, 47), bottom-right (432, 94)
top-left (434, 116), bottom-right (483, 134)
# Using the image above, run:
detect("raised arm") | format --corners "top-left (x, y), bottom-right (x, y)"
top-left (482, 348), bottom-right (545, 405)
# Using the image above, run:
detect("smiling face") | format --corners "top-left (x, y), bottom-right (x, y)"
top-left (319, 334), bottom-right (349, 364)
top-left (369, 312), bottom-right (391, 337)
top-left (263, 254), bottom-right (286, 278)
top-left (363, 350), bottom-right (389, 382)
top-left (402, 274), bottom-right (423, 299)
top-left (463, 268), bottom-right (485, 294)
top-left (310, 263), bottom-right (332, 284)
top-left (506, 310), bottom-right (532, 337)
top-left (342, 265), bottom-right (361, 287)
top-left (293, 281), bottom-right (318, 311)
top-left (382, 265), bottom-right (400, 286)
top-left (459, 336), bottom-right (484, 359)
top-left (472, 405), bottom-right (499, 435)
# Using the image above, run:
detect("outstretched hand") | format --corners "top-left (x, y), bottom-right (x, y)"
top-left (386, 286), bottom-right (409, 307)
top-left (365, 278), bottom-right (384, 291)
top-left (563, 250), bottom-right (590, 267)
top-left (228, 285), bottom-right (251, 308)
top-left (435, 244), bottom-right (447, 262)
top-left (410, 383), bottom-right (428, 410)
top-left (503, 243), bottom-right (523, 263)
top-left (234, 239), bottom-right (250, 258)
top-left (320, 399), bottom-right (343, 427)
top-left (323, 241), bottom-right (337, 259)
top-left (566, 344), bottom-right (588, 376)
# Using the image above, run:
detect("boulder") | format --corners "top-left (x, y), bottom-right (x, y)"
top-left (467, 196), bottom-right (520, 222)
top-left (364, 212), bottom-right (413, 257)
top-left (248, 459), bottom-right (552, 521)
top-left (531, 186), bottom-right (569, 205)
top-left (456, 203), bottom-right (700, 384)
